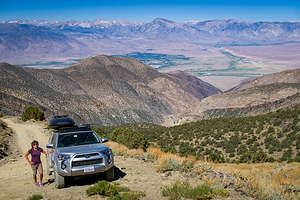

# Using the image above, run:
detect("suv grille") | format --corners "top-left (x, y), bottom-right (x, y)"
top-left (74, 153), bottom-right (99, 158)
top-left (72, 158), bottom-right (103, 167)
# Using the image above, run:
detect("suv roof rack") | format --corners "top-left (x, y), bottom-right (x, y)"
top-left (53, 124), bottom-right (92, 133)
top-left (53, 115), bottom-right (69, 118)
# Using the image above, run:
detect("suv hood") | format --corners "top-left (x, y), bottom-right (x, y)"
top-left (57, 143), bottom-right (109, 155)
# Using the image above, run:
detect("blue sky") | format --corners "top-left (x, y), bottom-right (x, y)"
top-left (0, 0), bottom-right (299, 22)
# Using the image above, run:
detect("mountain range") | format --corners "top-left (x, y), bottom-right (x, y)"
top-left (0, 55), bottom-right (221, 125)
top-left (1, 18), bottom-right (300, 64)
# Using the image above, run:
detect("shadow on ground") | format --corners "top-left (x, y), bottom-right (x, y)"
top-left (46, 166), bottom-right (127, 188)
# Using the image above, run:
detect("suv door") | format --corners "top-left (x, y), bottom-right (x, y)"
top-left (47, 133), bottom-right (57, 169)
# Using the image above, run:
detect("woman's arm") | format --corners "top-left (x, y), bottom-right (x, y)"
top-left (42, 148), bottom-right (55, 154)
top-left (25, 151), bottom-right (34, 165)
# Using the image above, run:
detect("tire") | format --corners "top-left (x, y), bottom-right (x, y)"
top-left (54, 171), bottom-right (65, 188)
top-left (105, 166), bottom-right (115, 181)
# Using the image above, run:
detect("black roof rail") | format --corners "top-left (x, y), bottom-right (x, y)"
top-left (53, 124), bottom-right (92, 133)
top-left (53, 115), bottom-right (69, 118)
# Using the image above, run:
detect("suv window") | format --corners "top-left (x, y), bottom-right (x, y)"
top-left (51, 134), bottom-right (57, 146)
top-left (57, 131), bottom-right (100, 148)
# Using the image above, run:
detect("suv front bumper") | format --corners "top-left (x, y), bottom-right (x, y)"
top-left (55, 153), bottom-right (114, 177)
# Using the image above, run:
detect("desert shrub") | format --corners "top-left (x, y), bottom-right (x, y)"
top-left (208, 153), bottom-right (225, 163)
top-left (87, 181), bottom-right (145, 199)
top-left (21, 106), bottom-right (44, 121)
top-left (27, 194), bottom-right (43, 200)
top-left (111, 128), bottom-right (148, 151)
top-left (156, 158), bottom-right (182, 172)
top-left (86, 180), bottom-right (118, 196)
top-left (239, 152), bottom-right (271, 163)
top-left (193, 162), bottom-right (213, 175)
top-left (161, 181), bottom-right (229, 200)
top-left (110, 191), bottom-right (146, 200)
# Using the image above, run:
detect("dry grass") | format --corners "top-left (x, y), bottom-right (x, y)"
top-left (106, 141), bottom-right (196, 172)
top-left (214, 162), bottom-right (300, 199)
top-left (105, 141), bottom-right (144, 159)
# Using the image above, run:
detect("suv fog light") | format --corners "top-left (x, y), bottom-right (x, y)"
top-left (61, 161), bottom-right (67, 169)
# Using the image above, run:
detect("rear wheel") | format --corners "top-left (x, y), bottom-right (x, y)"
top-left (105, 166), bottom-right (115, 181)
top-left (54, 171), bottom-right (65, 188)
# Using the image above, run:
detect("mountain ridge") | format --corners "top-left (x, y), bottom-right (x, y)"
top-left (0, 55), bottom-right (221, 125)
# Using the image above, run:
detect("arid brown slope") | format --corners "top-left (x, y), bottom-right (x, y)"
top-left (230, 68), bottom-right (300, 91)
top-left (0, 55), bottom-right (221, 125)
top-left (163, 69), bottom-right (300, 125)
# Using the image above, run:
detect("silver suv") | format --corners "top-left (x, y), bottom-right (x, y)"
top-left (46, 125), bottom-right (114, 188)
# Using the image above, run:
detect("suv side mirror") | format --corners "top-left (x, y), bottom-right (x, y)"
top-left (101, 138), bottom-right (108, 143)
top-left (46, 143), bottom-right (54, 148)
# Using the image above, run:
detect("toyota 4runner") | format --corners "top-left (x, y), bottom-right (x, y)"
top-left (46, 120), bottom-right (114, 188)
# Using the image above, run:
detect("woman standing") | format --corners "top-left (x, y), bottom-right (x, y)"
top-left (25, 140), bottom-right (55, 187)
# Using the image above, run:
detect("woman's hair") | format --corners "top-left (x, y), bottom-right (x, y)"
top-left (31, 140), bottom-right (39, 148)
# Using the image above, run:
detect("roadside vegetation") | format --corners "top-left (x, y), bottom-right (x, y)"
top-left (86, 180), bottom-right (145, 200)
top-left (105, 141), bottom-right (300, 200)
top-left (161, 181), bottom-right (229, 200)
top-left (27, 194), bottom-right (43, 200)
top-left (214, 162), bottom-right (300, 200)
top-left (21, 106), bottom-right (44, 121)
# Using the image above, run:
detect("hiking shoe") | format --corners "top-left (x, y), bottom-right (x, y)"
top-left (35, 183), bottom-right (39, 187)
top-left (39, 183), bottom-right (44, 187)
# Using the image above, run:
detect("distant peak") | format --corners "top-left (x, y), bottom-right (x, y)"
top-left (152, 18), bottom-right (175, 24)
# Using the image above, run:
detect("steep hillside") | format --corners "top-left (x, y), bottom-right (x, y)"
top-left (0, 55), bottom-right (220, 125)
top-left (161, 68), bottom-right (300, 125)
top-left (230, 68), bottom-right (300, 91)
top-left (97, 104), bottom-right (300, 163)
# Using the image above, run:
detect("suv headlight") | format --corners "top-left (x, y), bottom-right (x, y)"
top-left (58, 154), bottom-right (71, 161)
top-left (105, 149), bottom-right (113, 155)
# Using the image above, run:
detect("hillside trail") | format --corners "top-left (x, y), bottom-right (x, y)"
top-left (0, 117), bottom-right (180, 200)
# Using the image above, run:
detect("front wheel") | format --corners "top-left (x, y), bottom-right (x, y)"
top-left (46, 163), bottom-right (53, 176)
top-left (105, 166), bottom-right (115, 181)
top-left (54, 171), bottom-right (65, 188)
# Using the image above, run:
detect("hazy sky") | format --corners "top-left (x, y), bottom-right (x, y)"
top-left (1, 0), bottom-right (299, 22)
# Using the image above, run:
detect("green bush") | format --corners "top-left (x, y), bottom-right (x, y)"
top-left (111, 128), bottom-right (149, 151)
top-left (109, 192), bottom-right (146, 200)
top-left (21, 106), bottom-right (44, 121)
top-left (87, 180), bottom-right (118, 196)
top-left (27, 194), bottom-right (43, 200)
top-left (161, 181), bottom-right (229, 200)
top-left (86, 180), bottom-right (145, 199)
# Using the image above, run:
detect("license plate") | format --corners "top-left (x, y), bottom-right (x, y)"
top-left (83, 166), bottom-right (95, 173)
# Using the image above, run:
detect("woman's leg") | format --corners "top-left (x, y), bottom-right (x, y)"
top-left (33, 174), bottom-right (37, 184)
top-left (37, 163), bottom-right (44, 185)
top-left (31, 164), bottom-right (38, 184)
top-left (39, 173), bottom-right (43, 184)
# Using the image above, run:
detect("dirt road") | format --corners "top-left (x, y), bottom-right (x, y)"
top-left (0, 118), bottom-right (180, 200)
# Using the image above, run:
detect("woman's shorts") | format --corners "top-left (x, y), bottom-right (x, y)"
top-left (31, 163), bottom-right (43, 175)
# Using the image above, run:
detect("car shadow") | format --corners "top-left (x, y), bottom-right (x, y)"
top-left (46, 166), bottom-right (127, 188)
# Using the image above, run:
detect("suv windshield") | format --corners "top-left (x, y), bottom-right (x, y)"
top-left (57, 131), bottom-right (100, 147)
